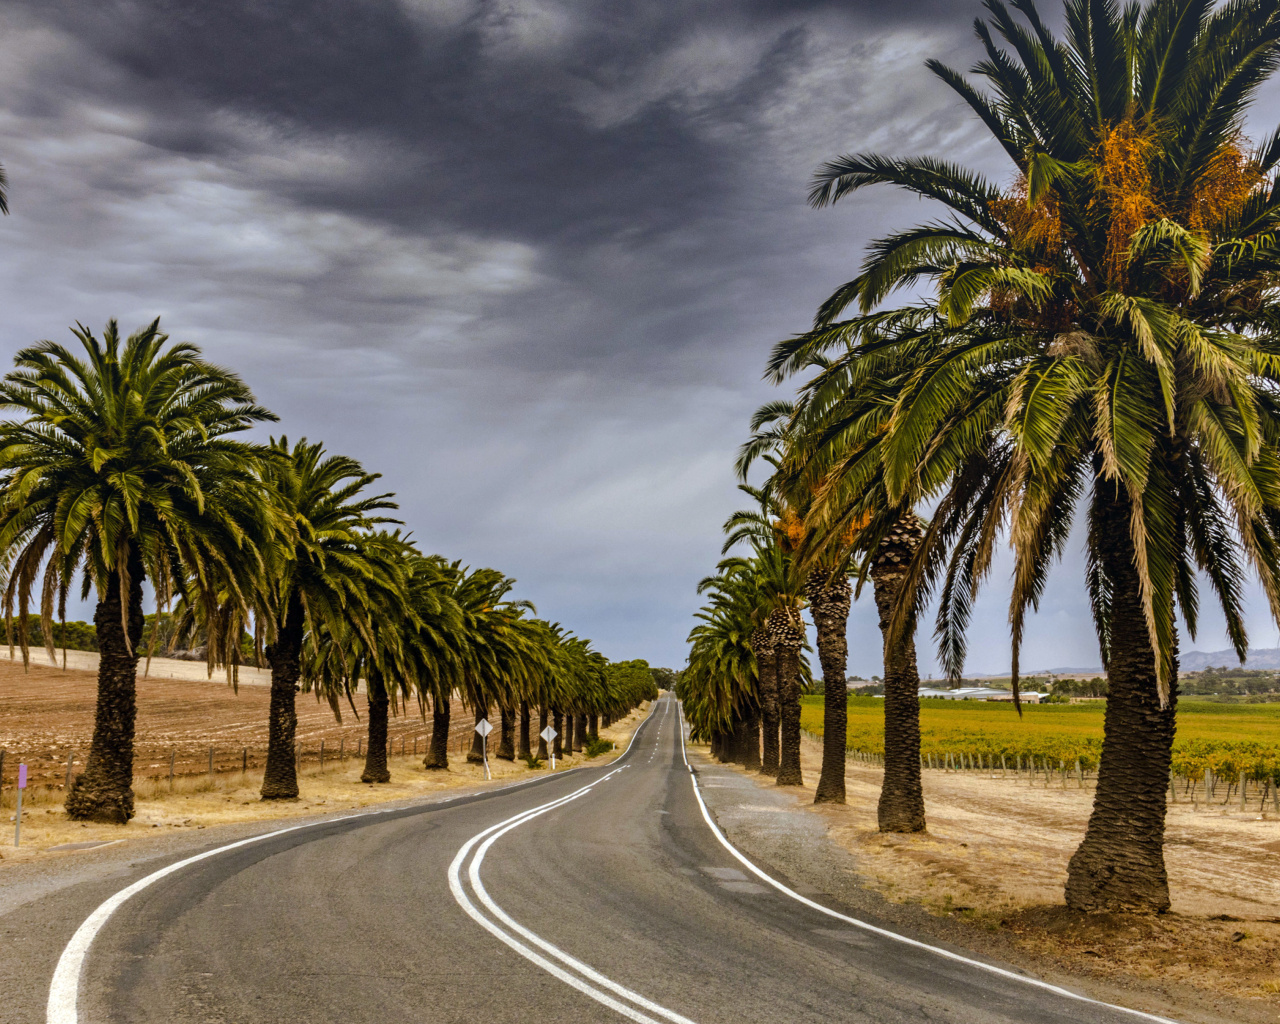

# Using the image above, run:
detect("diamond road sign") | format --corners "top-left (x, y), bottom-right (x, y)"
top-left (539, 726), bottom-right (557, 742)
top-left (474, 718), bottom-right (493, 738)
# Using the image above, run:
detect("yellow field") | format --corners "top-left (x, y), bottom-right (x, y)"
top-left (800, 696), bottom-right (1280, 782)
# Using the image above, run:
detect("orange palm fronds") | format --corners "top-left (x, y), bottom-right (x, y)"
top-left (1091, 118), bottom-right (1161, 285)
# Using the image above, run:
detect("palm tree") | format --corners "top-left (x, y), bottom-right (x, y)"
top-left (701, 550), bottom-right (808, 783)
top-left (256, 438), bottom-right (401, 800)
top-left (0, 319), bottom-right (276, 822)
top-left (734, 413), bottom-right (859, 801)
top-left (792, 0), bottom-right (1280, 910)
top-left (752, 360), bottom-right (932, 828)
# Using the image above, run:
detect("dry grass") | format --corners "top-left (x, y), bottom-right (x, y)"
top-left (706, 733), bottom-right (1280, 1008)
top-left (0, 703), bottom-right (649, 867)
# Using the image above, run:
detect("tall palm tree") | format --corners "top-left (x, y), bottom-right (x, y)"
top-left (791, 0), bottom-right (1280, 910)
top-left (755, 355), bottom-right (932, 828)
top-left (734, 414), bottom-right (858, 801)
top-left (702, 550), bottom-right (808, 783)
top-left (0, 319), bottom-right (276, 822)
top-left (257, 438), bottom-right (401, 800)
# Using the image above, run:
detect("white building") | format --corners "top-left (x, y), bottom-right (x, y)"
top-left (917, 686), bottom-right (1043, 703)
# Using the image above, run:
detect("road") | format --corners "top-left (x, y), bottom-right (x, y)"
top-left (21, 694), bottom-right (1177, 1024)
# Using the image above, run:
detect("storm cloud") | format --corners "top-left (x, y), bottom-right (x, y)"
top-left (2, 0), bottom-right (1274, 674)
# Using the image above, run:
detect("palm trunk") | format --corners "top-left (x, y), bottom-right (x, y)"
top-left (497, 704), bottom-right (516, 760)
top-left (740, 709), bottom-right (761, 771)
top-left (573, 714), bottom-right (586, 752)
top-left (424, 692), bottom-right (450, 769)
top-left (260, 591), bottom-right (304, 800)
top-left (66, 546), bottom-right (145, 823)
top-left (775, 635), bottom-right (804, 786)
top-left (588, 714), bottom-right (599, 742)
top-left (874, 516), bottom-right (926, 833)
top-left (809, 567), bottom-right (852, 804)
top-left (537, 705), bottom-right (550, 759)
top-left (361, 680), bottom-right (391, 783)
top-left (468, 702), bottom-right (489, 763)
top-left (518, 700), bottom-right (533, 759)
top-left (553, 709), bottom-right (564, 758)
top-left (756, 644), bottom-right (780, 776)
top-left (718, 724), bottom-right (736, 763)
top-left (1065, 489), bottom-right (1176, 913)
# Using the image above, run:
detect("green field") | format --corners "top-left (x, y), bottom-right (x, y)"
top-left (800, 695), bottom-right (1280, 782)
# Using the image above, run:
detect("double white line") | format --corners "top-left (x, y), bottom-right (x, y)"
top-left (447, 763), bottom-right (696, 1024)
top-left (447, 700), bottom-right (696, 1024)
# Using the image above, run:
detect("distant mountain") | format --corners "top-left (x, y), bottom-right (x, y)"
top-left (1181, 648), bottom-right (1280, 672)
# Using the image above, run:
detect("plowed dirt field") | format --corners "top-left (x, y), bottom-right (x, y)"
top-left (0, 657), bottom-right (475, 793)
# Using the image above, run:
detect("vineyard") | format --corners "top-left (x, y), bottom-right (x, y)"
top-left (801, 696), bottom-right (1280, 786)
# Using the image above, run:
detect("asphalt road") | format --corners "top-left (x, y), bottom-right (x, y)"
top-left (12, 695), bottom-right (1179, 1024)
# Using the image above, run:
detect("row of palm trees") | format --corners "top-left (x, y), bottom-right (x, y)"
top-left (680, 0), bottom-right (1280, 915)
top-left (0, 320), bottom-right (656, 823)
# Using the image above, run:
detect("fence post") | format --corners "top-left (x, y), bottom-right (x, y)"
top-left (169, 748), bottom-right (175, 789)
top-left (1001, 754), bottom-right (1007, 779)
top-left (357, 738), bottom-right (362, 758)
top-left (242, 747), bottom-right (247, 777)
top-left (64, 750), bottom-right (74, 791)
top-left (1242, 777), bottom-right (1248, 810)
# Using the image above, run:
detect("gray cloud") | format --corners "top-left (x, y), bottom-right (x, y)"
top-left (2, 0), bottom-right (1266, 673)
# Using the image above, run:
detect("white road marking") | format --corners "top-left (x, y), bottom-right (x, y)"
top-left (448, 704), bottom-right (697, 1024)
top-left (673, 703), bottom-right (1183, 1024)
top-left (45, 755), bottom-right (606, 1024)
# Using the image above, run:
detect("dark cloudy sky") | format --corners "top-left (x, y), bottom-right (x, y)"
top-left (2, 0), bottom-right (1278, 675)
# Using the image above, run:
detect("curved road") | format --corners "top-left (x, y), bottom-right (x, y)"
top-left (30, 695), bottom-right (1176, 1024)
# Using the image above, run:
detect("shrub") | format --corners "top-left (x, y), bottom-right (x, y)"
top-left (584, 738), bottom-right (614, 758)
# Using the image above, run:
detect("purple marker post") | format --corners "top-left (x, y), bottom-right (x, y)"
top-left (14, 762), bottom-right (26, 847)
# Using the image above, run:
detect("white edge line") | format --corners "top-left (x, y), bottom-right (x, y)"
top-left (468, 779), bottom-right (699, 1024)
top-left (45, 734), bottom-right (636, 1024)
top-left (673, 702), bottom-right (1183, 1024)
top-left (447, 702), bottom-right (679, 1024)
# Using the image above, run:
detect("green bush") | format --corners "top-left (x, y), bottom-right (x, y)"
top-left (522, 754), bottom-right (544, 769)
top-left (584, 738), bottom-right (615, 758)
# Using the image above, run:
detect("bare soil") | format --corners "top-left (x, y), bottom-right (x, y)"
top-left (0, 655), bottom-right (518, 790)
top-left (0, 654), bottom-right (647, 865)
top-left (750, 735), bottom-right (1280, 1009)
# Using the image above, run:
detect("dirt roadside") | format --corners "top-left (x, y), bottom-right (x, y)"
top-left (695, 734), bottom-right (1280, 1024)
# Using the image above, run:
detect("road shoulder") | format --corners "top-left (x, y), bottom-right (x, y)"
top-left (689, 745), bottom-right (1267, 1024)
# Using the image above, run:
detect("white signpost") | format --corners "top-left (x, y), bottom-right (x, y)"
top-left (475, 718), bottom-right (493, 780)
top-left (540, 726), bottom-right (558, 769)
top-left (14, 762), bottom-right (27, 847)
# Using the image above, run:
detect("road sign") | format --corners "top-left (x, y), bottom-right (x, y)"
top-left (540, 725), bottom-right (558, 770)
top-left (474, 718), bottom-right (492, 779)
top-left (14, 762), bottom-right (26, 848)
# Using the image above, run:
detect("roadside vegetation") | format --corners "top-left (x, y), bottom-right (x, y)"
top-left (801, 695), bottom-right (1280, 792)
top-left (679, 0), bottom-right (1280, 917)
top-left (0, 320), bottom-right (659, 826)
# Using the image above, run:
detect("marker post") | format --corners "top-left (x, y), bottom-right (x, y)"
top-left (14, 763), bottom-right (27, 847)
top-left (540, 725), bottom-right (558, 770)
top-left (475, 718), bottom-right (493, 780)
